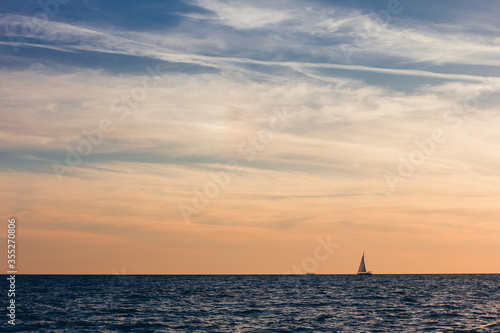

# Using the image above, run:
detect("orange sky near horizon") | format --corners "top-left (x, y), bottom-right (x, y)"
top-left (2, 155), bottom-right (499, 274)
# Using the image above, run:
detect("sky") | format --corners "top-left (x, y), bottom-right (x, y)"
top-left (0, 0), bottom-right (499, 274)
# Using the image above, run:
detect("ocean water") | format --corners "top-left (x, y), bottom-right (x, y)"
top-left (2, 274), bottom-right (499, 332)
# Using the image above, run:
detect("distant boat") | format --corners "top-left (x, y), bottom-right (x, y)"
top-left (306, 272), bottom-right (315, 275)
top-left (357, 251), bottom-right (372, 275)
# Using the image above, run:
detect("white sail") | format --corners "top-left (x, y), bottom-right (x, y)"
top-left (357, 252), bottom-right (367, 273)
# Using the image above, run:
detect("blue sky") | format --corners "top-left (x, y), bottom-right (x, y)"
top-left (1, 0), bottom-right (499, 171)
top-left (1, 0), bottom-right (500, 273)
top-left (2, 0), bottom-right (499, 74)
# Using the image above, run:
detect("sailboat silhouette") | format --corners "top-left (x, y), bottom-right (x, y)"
top-left (357, 251), bottom-right (372, 275)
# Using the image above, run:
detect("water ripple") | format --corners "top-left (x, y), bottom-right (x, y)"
top-left (2, 274), bottom-right (499, 332)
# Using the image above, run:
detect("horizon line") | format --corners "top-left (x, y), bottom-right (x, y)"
top-left (4, 273), bottom-right (499, 276)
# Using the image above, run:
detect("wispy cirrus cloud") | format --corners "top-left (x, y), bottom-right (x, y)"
top-left (2, 0), bottom-right (500, 76)
top-left (191, 0), bottom-right (292, 29)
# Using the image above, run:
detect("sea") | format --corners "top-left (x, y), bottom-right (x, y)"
top-left (2, 274), bottom-right (499, 332)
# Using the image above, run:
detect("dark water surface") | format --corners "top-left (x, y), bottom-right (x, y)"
top-left (2, 274), bottom-right (499, 332)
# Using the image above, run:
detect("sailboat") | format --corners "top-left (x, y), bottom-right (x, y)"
top-left (357, 251), bottom-right (372, 275)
